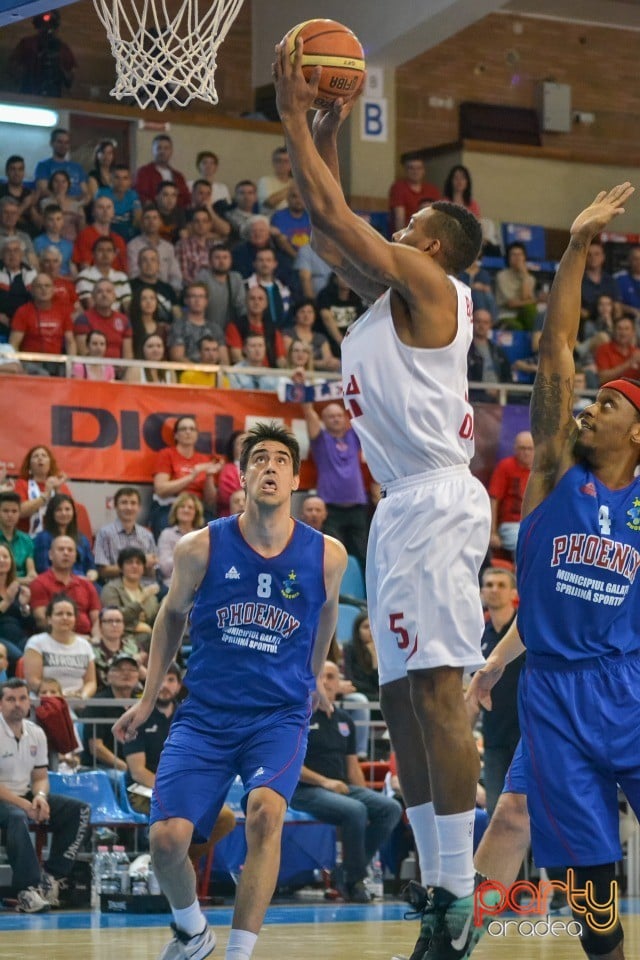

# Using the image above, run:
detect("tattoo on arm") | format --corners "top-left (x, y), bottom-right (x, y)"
top-left (530, 372), bottom-right (573, 442)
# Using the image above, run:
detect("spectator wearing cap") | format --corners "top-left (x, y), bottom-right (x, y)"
top-left (80, 654), bottom-right (141, 775)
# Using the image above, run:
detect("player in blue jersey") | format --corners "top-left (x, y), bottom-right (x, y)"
top-left (495, 183), bottom-right (637, 960)
top-left (114, 422), bottom-right (347, 960)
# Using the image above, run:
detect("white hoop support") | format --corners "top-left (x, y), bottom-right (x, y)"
top-left (92, 0), bottom-right (244, 110)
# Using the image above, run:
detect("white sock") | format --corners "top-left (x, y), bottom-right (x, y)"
top-left (435, 809), bottom-right (476, 899)
top-left (172, 899), bottom-right (207, 937)
top-left (406, 802), bottom-right (439, 888)
top-left (225, 929), bottom-right (258, 959)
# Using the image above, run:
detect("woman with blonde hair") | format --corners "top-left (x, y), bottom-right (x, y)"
top-left (157, 493), bottom-right (204, 583)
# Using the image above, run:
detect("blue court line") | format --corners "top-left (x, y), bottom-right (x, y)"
top-left (2, 898), bottom-right (640, 931)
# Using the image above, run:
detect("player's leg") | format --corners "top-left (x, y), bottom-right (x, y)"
top-left (231, 707), bottom-right (311, 957)
top-left (475, 741), bottom-right (530, 885)
top-left (474, 791), bottom-right (529, 884)
top-left (149, 715), bottom-right (236, 960)
top-left (151, 817), bottom-right (198, 908)
top-left (410, 665), bottom-right (479, 892)
top-left (231, 786), bottom-right (288, 932)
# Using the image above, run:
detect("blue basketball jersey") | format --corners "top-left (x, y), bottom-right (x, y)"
top-left (184, 516), bottom-right (327, 712)
top-left (516, 464), bottom-right (640, 659)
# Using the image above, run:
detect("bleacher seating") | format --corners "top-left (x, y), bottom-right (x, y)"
top-left (48, 770), bottom-right (147, 827)
top-left (336, 602), bottom-right (363, 644)
top-left (339, 554), bottom-right (366, 602)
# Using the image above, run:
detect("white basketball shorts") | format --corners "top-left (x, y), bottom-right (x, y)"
top-left (366, 464), bottom-right (490, 685)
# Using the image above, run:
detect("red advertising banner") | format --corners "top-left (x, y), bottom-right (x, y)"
top-left (1, 377), bottom-right (527, 490)
top-left (1, 376), bottom-right (319, 487)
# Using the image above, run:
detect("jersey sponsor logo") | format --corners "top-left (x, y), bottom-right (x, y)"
top-left (225, 566), bottom-right (241, 580)
top-left (627, 498), bottom-right (640, 532)
top-left (550, 533), bottom-right (640, 584)
top-left (281, 569), bottom-right (300, 600)
top-left (254, 766), bottom-right (265, 778)
top-left (338, 722), bottom-right (350, 737)
top-left (216, 601), bottom-right (301, 639)
top-left (30, 744), bottom-right (38, 757)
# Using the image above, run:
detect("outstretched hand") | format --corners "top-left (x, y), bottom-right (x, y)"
top-left (311, 82), bottom-right (364, 143)
top-left (570, 182), bottom-right (634, 239)
top-left (273, 36), bottom-right (321, 121)
top-left (464, 657), bottom-right (506, 714)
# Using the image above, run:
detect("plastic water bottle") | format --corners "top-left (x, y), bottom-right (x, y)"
top-left (95, 846), bottom-right (120, 896)
top-left (371, 858), bottom-right (384, 899)
top-left (92, 845), bottom-right (108, 905)
top-left (113, 845), bottom-right (130, 894)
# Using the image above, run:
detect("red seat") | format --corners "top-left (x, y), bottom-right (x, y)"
top-left (359, 761), bottom-right (391, 791)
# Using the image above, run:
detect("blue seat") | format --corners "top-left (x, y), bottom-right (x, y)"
top-left (340, 554), bottom-right (366, 601)
top-left (336, 602), bottom-right (363, 644)
top-left (48, 770), bottom-right (144, 826)
top-left (114, 770), bottom-right (149, 824)
top-left (502, 222), bottom-right (546, 261)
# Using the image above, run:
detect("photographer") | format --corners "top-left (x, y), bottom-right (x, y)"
top-left (10, 11), bottom-right (77, 98)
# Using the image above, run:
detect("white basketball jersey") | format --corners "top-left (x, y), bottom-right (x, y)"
top-left (341, 280), bottom-right (475, 483)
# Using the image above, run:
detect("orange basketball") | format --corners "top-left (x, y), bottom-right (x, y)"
top-left (285, 19), bottom-right (365, 110)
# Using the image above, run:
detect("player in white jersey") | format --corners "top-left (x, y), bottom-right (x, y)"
top-left (275, 44), bottom-right (490, 960)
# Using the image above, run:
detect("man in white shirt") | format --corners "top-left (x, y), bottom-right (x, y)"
top-left (0, 678), bottom-right (90, 912)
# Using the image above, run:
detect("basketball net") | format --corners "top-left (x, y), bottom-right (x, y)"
top-left (92, 0), bottom-right (244, 110)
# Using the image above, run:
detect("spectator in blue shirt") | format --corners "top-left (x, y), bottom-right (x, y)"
top-left (35, 128), bottom-right (88, 203)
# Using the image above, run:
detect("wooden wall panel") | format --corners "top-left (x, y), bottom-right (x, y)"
top-left (395, 13), bottom-right (640, 170)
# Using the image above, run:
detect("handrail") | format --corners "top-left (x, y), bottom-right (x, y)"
top-left (12, 351), bottom-right (342, 389)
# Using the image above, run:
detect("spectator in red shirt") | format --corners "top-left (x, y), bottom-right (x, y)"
top-left (29, 535), bottom-right (101, 639)
top-left (74, 278), bottom-right (133, 359)
top-left (225, 285), bottom-right (286, 368)
top-left (39, 245), bottom-right (78, 316)
top-left (134, 135), bottom-right (190, 208)
top-left (389, 153), bottom-right (441, 233)
top-left (14, 444), bottom-right (72, 535)
top-left (72, 196), bottom-right (127, 271)
top-left (595, 315), bottom-right (640, 383)
top-left (488, 432), bottom-right (534, 557)
top-left (150, 416), bottom-right (220, 537)
top-left (9, 272), bottom-right (75, 375)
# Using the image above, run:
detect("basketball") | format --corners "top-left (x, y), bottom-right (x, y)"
top-left (285, 19), bottom-right (365, 109)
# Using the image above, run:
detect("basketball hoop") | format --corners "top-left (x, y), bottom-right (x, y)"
top-left (92, 0), bottom-right (244, 110)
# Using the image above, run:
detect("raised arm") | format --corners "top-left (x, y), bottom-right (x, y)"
top-left (522, 182), bottom-right (634, 519)
top-left (309, 102), bottom-right (387, 305)
top-left (274, 41), bottom-right (449, 318)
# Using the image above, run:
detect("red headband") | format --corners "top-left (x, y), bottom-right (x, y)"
top-left (603, 378), bottom-right (640, 414)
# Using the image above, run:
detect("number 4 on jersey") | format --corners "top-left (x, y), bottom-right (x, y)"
top-left (344, 373), bottom-right (363, 419)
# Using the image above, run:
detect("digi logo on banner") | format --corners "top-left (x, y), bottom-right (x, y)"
top-left (361, 98), bottom-right (388, 142)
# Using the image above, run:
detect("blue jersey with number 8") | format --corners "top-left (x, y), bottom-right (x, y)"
top-left (186, 516), bottom-right (326, 712)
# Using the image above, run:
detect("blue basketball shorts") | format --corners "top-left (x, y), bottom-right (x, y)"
top-left (518, 649), bottom-right (640, 868)
top-left (502, 738), bottom-right (527, 795)
top-left (150, 699), bottom-right (310, 843)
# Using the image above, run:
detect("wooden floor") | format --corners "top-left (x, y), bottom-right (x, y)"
top-left (2, 912), bottom-right (639, 960)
